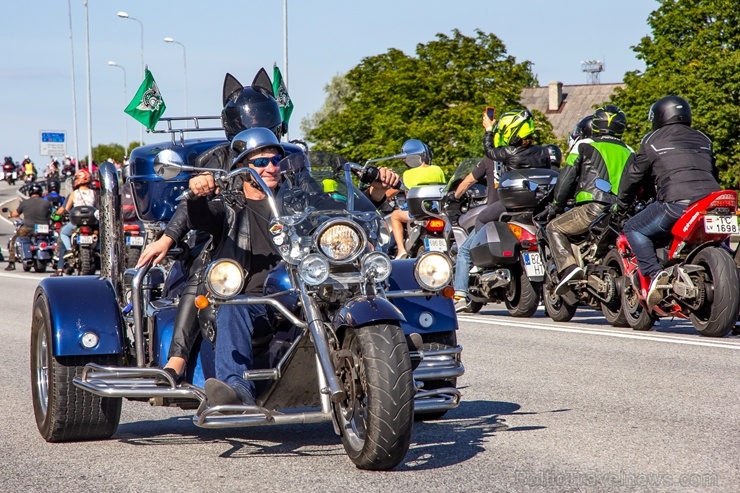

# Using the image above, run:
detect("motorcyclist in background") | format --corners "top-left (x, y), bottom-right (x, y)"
top-left (389, 141), bottom-right (446, 259)
top-left (22, 156), bottom-right (37, 181)
top-left (617, 95), bottom-right (721, 306)
top-left (51, 169), bottom-right (98, 276)
top-left (5, 183), bottom-right (51, 271)
top-left (566, 115), bottom-right (594, 156)
top-left (453, 108), bottom-right (550, 309)
top-left (539, 105), bottom-right (634, 294)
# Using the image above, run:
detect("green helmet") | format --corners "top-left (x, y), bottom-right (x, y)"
top-left (492, 109), bottom-right (535, 147)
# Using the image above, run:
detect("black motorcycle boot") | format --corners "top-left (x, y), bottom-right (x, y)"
top-left (554, 265), bottom-right (583, 295)
top-left (4, 262), bottom-right (15, 271)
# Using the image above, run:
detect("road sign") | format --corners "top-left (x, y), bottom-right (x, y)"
top-left (40, 131), bottom-right (67, 156)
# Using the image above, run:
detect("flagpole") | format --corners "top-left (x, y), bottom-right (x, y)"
top-left (66, 0), bottom-right (80, 168)
top-left (84, 0), bottom-right (93, 169)
top-left (283, 0), bottom-right (289, 140)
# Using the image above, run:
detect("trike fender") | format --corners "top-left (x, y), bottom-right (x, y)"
top-left (35, 277), bottom-right (123, 357)
top-left (387, 259), bottom-right (458, 335)
top-left (333, 297), bottom-right (405, 329)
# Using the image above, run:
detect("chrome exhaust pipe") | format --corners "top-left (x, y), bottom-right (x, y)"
top-left (98, 162), bottom-right (125, 307)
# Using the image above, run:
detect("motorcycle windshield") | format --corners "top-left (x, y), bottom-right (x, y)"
top-left (271, 151), bottom-right (389, 264)
top-left (446, 157), bottom-right (483, 191)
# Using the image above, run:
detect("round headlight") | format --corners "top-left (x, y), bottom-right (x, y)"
top-left (316, 220), bottom-right (365, 263)
top-left (299, 253), bottom-right (330, 285)
top-left (205, 259), bottom-right (245, 299)
top-left (414, 251), bottom-right (453, 291)
top-left (361, 251), bottom-right (392, 282)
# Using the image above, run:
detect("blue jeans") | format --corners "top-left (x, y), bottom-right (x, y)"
top-left (454, 232), bottom-right (475, 293)
top-left (56, 222), bottom-right (75, 270)
top-left (623, 201), bottom-right (687, 278)
top-left (214, 302), bottom-right (271, 403)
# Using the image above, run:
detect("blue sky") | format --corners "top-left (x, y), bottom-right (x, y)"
top-left (1, 0), bottom-right (658, 166)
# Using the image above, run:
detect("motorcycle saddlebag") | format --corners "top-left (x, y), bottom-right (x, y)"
top-left (406, 184), bottom-right (446, 219)
top-left (69, 206), bottom-right (98, 227)
top-left (469, 221), bottom-right (519, 268)
top-left (498, 168), bottom-right (558, 211)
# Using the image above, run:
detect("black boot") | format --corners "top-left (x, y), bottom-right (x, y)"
top-left (5, 262), bottom-right (15, 271)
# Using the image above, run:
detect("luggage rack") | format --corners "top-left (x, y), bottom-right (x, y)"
top-left (150, 116), bottom-right (223, 146)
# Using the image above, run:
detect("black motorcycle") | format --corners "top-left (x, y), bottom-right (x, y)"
top-left (2, 213), bottom-right (56, 273)
top-left (62, 206), bottom-right (100, 275)
top-left (533, 179), bottom-right (627, 325)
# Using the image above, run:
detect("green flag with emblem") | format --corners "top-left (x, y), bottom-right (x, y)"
top-left (272, 64), bottom-right (294, 125)
top-left (125, 68), bottom-right (166, 131)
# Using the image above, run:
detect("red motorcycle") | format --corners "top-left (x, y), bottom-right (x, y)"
top-left (617, 190), bottom-right (740, 337)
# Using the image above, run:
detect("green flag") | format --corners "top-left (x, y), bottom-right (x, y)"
top-left (125, 68), bottom-right (166, 131)
top-left (272, 64), bottom-right (294, 125)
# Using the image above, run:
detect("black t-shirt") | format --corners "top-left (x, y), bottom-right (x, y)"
top-left (244, 199), bottom-right (282, 295)
top-left (17, 197), bottom-right (51, 226)
top-left (472, 157), bottom-right (498, 205)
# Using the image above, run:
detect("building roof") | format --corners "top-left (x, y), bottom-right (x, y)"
top-left (520, 82), bottom-right (625, 139)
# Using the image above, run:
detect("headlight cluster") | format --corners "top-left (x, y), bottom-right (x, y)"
top-left (315, 220), bottom-right (365, 263)
top-left (414, 252), bottom-right (453, 291)
top-left (361, 252), bottom-right (392, 282)
top-left (298, 254), bottom-right (330, 285)
top-left (205, 259), bottom-right (245, 299)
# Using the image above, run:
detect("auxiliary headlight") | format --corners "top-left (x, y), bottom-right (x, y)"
top-left (361, 251), bottom-right (392, 282)
top-left (298, 253), bottom-right (330, 285)
top-left (414, 251), bottom-right (453, 291)
top-left (316, 220), bottom-right (365, 263)
top-left (205, 259), bottom-right (245, 299)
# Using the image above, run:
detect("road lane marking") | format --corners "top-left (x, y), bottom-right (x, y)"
top-left (457, 315), bottom-right (740, 350)
top-left (0, 272), bottom-right (46, 281)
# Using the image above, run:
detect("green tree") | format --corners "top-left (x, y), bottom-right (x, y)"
top-left (610, 0), bottom-right (740, 187)
top-left (303, 29), bottom-right (553, 177)
top-left (92, 143), bottom-right (126, 165)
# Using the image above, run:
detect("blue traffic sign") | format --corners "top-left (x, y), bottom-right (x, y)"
top-left (41, 132), bottom-right (66, 143)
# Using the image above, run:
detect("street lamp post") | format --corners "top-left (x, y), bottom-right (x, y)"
top-left (107, 61), bottom-right (128, 158)
top-left (117, 11), bottom-right (144, 145)
top-left (163, 37), bottom-right (188, 118)
top-left (84, 0), bottom-right (93, 170)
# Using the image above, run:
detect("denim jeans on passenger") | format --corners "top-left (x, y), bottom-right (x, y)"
top-left (623, 201), bottom-right (687, 278)
top-left (454, 232), bottom-right (475, 293)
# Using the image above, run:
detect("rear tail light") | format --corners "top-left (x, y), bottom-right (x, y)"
top-left (425, 218), bottom-right (446, 233)
top-left (508, 223), bottom-right (538, 251)
top-left (39, 242), bottom-right (47, 249)
top-left (707, 193), bottom-right (737, 212)
top-left (80, 227), bottom-right (91, 234)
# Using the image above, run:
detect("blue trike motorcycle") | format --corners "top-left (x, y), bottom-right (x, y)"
top-left (30, 125), bottom-right (463, 470)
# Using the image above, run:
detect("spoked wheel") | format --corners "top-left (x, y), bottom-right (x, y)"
top-left (601, 250), bottom-right (628, 327)
top-left (621, 274), bottom-right (656, 331)
top-left (334, 324), bottom-right (414, 470)
top-left (505, 267), bottom-right (539, 317)
top-left (689, 248), bottom-right (740, 337)
top-left (542, 283), bottom-right (577, 322)
top-left (31, 293), bottom-right (121, 442)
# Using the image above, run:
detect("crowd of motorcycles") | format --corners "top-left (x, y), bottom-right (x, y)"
top-left (7, 148), bottom-right (740, 338)
top-left (2, 166), bottom-right (145, 274)
top-left (387, 153), bottom-right (740, 339)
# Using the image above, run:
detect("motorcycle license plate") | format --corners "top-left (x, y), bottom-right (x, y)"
top-left (78, 235), bottom-right (94, 245)
top-left (522, 252), bottom-right (544, 277)
top-left (34, 224), bottom-right (49, 234)
top-left (703, 215), bottom-right (739, 234)
top-left (424, 238), bottom-right (447, 252)
top-left (126, 236), bottom-right (145, 246)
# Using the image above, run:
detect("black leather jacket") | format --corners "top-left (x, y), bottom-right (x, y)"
top-left (554, 135), bottom-right (634, 208)
top-left (483, 132), bottom-right (550, 171)
top-left (618, 124), bottom-right (720, 204)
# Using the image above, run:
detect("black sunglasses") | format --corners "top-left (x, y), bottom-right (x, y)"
top-left (246, 155), bottom-right (282, 168)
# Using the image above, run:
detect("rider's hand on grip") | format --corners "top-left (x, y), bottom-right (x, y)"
top-left (361, 166), bottom-right (402, 190)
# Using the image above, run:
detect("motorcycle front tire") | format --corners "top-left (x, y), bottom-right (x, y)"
top-left (334, 323), bottom-right (414, 470)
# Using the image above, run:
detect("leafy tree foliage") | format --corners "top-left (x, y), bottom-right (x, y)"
top-left (91, 142), bottom-right (140, 165)
top-left (610, 0), bottom-right (740, 187)
top-left (303, 29), bottom-right (554, 176)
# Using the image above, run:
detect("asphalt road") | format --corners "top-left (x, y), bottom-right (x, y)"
top-left (0, 180), bottom-right (738, 493)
